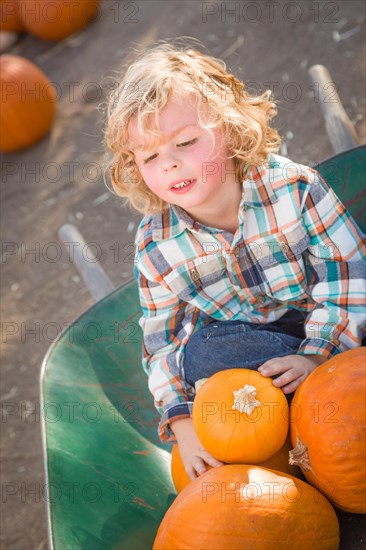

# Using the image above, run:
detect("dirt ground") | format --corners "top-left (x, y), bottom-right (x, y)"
top-left (1, 1), bottom-right (365, 548)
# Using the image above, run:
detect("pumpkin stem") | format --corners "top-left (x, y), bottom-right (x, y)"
top-left (289, 437), bottom-right (312, 471)
top-left (232, 385), bottom-right (261, 415)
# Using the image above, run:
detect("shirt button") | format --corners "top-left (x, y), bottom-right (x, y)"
top-left (256, 295), bottom-right (266, 305)
top-left (280, 242), bottom-right (289, 253)
top-left (191, 268), bottom-right (200, 281)
top-left (234, 247), bottom-right (240, 257)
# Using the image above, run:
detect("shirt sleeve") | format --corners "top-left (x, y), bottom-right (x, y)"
top-left (297, 169), bottom-right (366, 359)
top-left (134, 257), bottom-right (200, 442)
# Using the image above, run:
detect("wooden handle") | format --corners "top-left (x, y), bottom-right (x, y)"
top-left (308, 64), bottom-right (359, 154)
top-left (58, 223), bottom-right (115, 302)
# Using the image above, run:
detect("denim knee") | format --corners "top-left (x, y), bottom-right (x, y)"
top-left (183, 320), bottom-right (302, 389)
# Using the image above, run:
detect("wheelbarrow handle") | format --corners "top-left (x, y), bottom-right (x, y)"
top-left (58, 223), bottom-right (115, 302)
top-left (308, 64), bottom-right (359, 155)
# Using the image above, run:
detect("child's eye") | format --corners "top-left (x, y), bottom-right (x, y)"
top-left (177, 138), bottom-right (198, 147)
top-left (143, 153), bottom-right (158, 164)
top-left (142, 138), bottom-right (197, 164)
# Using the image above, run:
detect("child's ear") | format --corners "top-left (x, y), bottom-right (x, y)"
top-left (124, 159), bottom-right (141, 186)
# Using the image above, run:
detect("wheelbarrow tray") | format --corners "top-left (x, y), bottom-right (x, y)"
top-left (41, 145), bottom-right (366, 549)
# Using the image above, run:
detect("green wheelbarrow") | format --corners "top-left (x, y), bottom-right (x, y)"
top-left (41, 66), bottom-right (366, 549)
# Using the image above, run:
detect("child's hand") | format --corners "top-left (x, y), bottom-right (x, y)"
top-left (170, 417), bottom-right (224, 480)
top-left (258, 354), bottom-right (328, 394)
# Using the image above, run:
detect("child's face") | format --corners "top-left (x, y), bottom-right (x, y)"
top-left (128, 94), bottom-right (238, 219)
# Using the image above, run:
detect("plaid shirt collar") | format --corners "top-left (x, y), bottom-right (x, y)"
top-left (151, 154), bottom-right (316, 242)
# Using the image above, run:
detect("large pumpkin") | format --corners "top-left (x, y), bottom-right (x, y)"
top-left (289, 347), bottom-right (366, 513)
top-left (171, 435), bottom-right (303, 493)
top-left (18, 0), bottom-right (100, 41)
top-left (0, 0), bottom-right (24, 31)
top-left (0, 55), bottom-right (57, 152)
top-left (154, 464), bottom-right (339, 549)
top-left (192, 369), bottom-right (289, 463)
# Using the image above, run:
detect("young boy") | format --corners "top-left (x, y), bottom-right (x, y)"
top-left (105, 42), bottom-right (366, 481)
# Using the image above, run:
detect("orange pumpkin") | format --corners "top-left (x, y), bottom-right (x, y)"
top-left (192, 369), bottom-right (289, 463)
top-left (18, 0), bottom-right (100, 41)
top-left (0, 0), bottom-right (24, 32)
top-left (154, 464), bottom-right (339, 549)
top-left (171, 435), bottom-right (302, 493)
top-left (289, 347), bottom-right (366, 513)
top-left (0, 55), bottom-right (57, 152)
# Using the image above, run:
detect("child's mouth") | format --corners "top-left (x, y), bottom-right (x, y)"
top-left (170, 179), bottom-right (196, 194)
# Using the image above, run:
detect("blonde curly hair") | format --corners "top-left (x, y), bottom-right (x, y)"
top-left (104, 40), bottom-right (281, 214)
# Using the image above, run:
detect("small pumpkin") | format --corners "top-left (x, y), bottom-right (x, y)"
top-left (289, 347), bottom-right (366, 513)
top-left (18, 0), bottom-right (100, 41)
top-left (0, 54), bottom-right (57, 152)
top-left (0, 0), bottom-right (24, 32)
top-left (154, 464), bottom-right (339, 549)
top-left (192, 369), bottom-right (289, 463)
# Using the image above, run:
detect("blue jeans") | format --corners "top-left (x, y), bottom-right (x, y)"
top-left (183, 310), bottom-right (306, 403)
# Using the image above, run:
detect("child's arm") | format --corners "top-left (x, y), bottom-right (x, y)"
top-left (137, 261), bottom-right (223, 476)
top-left (135, 243), bottom-right (224, 478)
top-left (261, 168), bottom-right (365, 390)
top-left (136, 266), bottom-right (197, 440)
top-left (170, 418), bottom-right (224, 479)
top-left (134, 221), bottom-right (204, 444)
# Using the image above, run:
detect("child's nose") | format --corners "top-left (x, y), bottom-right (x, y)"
top-left (162, 155), bottom-right (181, 172)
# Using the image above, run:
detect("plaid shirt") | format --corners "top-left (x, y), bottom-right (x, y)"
top-left (134, 153), bottom-right (366, 442)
